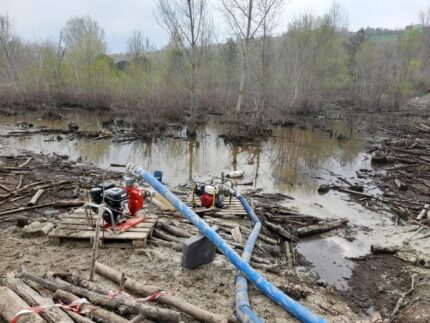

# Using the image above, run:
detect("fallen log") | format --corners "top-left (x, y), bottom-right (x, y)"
top-left (0, 286), bottom-right (45, 323)
top-left (63, 310), bottom-right (96, 323)
top-left (370, 245), bottom-right (399, 255)
top-left (264, 221), bottom-right (297, 242)
top-left (110, 163), bottom-right (126, 168)
top-left (27, 189), bottom-right (45, 206)
top-left (95, 262), bottom-right (229, 323)
top-left (296, 219), bottom-right (348, 238)
top-left (53, 289), bottom-right (129, 323)
top-left (0, 183), bottom-right (11, 192)
top-left (5, 273), bottom-right (74, 323)
top-left (0, 202), bottom-right (54, 216)
top-left (19, 157), bottom-right (33, 168)
top-left (148, 237), bottom-right (182, 252)
top-left (282, 240), bottom-right (293, 268)
top-left (153, 228), bottom-right (182, 242)
top-left (205, 218), bottom-right (277, 245)
top-left (15, 175), bottom-right (24, 191)
top-left (160, 221), bottom-right (192, 238)
top-left (388, 275), bottom-right (415, 323)
top-left (417, 204), bottom-right (429, 220)
top-left (54, 199), bottom-right (85, 208)
top-left (18, 270), bottom-right (180, 322)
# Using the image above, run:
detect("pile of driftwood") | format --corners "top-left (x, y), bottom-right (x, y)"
top-left (0, 154), bottom-right (120, 225)
top-left (316, 121), bottom-right (430, 233)
top-left (0, 125), bottom-right (113, 141)
top-left (0, 262), bottom-right (229, 323)
top-left (149, 191), bottom-right (348, 271)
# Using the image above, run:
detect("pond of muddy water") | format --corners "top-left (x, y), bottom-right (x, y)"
top-left (0, 110), bottom-right (391, 290)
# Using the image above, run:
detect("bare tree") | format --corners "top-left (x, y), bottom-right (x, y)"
top-left (156, 0), bottom-right (211, 122)
top-left (62, 16), bottom-right (106, 87)
top-left (0, 15), bottom-right (21, 90)
top-left (221, 0), bottom-right (284, 113)
top-left (127, 30), bottom-right (144, 60)
top-left (255, 0), bottom-right (284, 115)
top-left (419, 6), bottom-right (430, 66)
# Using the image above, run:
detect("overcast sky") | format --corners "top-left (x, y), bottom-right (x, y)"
top-left (0, 0), bottom-right (428, 53)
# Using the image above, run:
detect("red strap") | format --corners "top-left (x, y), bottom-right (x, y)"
top-left (107, 288), bottom-right (176, 302)
top-left (10, 299), bottom-right (89, 323)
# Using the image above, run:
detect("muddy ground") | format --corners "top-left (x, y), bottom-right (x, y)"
top-left (1, 97), bottom-right (430, 322)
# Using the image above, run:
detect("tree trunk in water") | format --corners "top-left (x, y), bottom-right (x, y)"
top-left (295, 219), bottom-right (348, 238)
top-left (236, 67), bottom-right (246, 113)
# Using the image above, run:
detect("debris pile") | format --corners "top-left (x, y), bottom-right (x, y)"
top-left (0, 154), bottom-right (120, 227)
top-left (150, 190), bottom-right (348, 273)
top-left (317, 121), bottom-right (430, 233)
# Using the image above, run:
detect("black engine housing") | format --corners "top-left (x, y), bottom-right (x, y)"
top-left (90, 183), bottom-right (128, 224)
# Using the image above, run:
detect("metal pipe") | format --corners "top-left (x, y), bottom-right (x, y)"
top-left (127, 164), bottom-right (326, 323)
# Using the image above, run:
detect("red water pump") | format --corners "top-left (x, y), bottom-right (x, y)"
top-left (90, 179), bottom-right (146, 230)
top-left (193, 183), bottom-right (224, 208)
top-left (124, 178), bottom-right (144, 216)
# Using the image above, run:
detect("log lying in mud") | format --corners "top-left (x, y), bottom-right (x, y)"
top-left (0, 286), bottom-right (45, 323)
top-left (53, 289), bottom-right (128, 323)
top-left (296, 219), bottom-right (348, 238)
top-left (27, 189), bottom-right (45, 206)
top-left (63, 311), bottom-right (95, 323)
top-left (370, 245), bottom-right (399, 255)
top-left (153, 228), bottom-right (183, 242)
top-left (264, 221), bottom-right (297, 242)
top-left (417, 204), bottom-right (430, 220)
top-left (95, 262), bottom-right (229, 323)
top-left (17, 270), bottom-right (181, 322)
top-left (53, 199), bottom-right (85, 208)
top-left (0, 202), bottom-right (54, 216)
top-left (0, 198), bottom-right (83, 216)
top-left (160, 221), bottom-right (192, 238)
top-left (5, 273), bottom-right (74, 323)
top-left (148, 237), bottom-right (182, 252)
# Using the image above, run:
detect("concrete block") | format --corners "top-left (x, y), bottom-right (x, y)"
top-left (181, 226), bottom-right (218, 269)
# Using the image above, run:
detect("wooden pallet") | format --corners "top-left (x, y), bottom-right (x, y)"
top-left (49, 208), bottom-right (158, 248)
top-left (184, 194), bottom-right (248, 217)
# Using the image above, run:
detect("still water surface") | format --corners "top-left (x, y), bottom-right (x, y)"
top-left (0, 111), bottom-right (385, 289)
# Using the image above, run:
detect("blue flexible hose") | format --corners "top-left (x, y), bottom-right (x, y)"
top-left (227, 188), bottom-right (263, 323)
top-left (127, 164), bottom-right (326, 323)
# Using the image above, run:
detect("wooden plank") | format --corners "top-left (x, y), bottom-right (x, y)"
top-left (215, 210), bottom-right (247, 214)
top-left (48, 208), bottom-right (158, 248)
top-left (66, 213), bottom-right (158, 222)
top-left (60, 219), bottom-right (156, 228)
top-left (49, 229), bottom-right (151, 240)
top-left (56, 225), bottom-right (153, 233)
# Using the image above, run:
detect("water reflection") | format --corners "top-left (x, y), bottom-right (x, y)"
top-left (0, 113), bottom-right (367, 194)
top-left (269, 127), bottom-right (365, 193)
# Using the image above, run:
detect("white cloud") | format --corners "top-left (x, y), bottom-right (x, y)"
top-left (0, 0), bottom-right (428, 53)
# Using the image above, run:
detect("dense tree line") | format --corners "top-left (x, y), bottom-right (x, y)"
top-left (0, 2), bottom-right (429, 123)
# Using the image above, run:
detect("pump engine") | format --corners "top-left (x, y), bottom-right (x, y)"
top-left (90, 183), bottom-right (129, 224)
